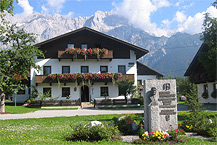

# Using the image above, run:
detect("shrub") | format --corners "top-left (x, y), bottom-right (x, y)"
top-left (181, 120), bottom-right (197, 132)
top-left (65, 123), bottom-right (120, 142)
top-left (113, 114), bottom-right (139, 135)
top-left (181, 112), bottom-right (217, 137)
top-left (139, 97), bottom-right (144, 105)
top-left (167, 124), bottom-right (185, 140)
top-left (195, 116), bottom-right (217, 137)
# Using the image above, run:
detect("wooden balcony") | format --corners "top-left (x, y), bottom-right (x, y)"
top-left (35, 74), bottom-right (134, 84)
top-left (35, 75), bottom-right (51, 84)
top-left (58, 50), bottom-right (113, 61)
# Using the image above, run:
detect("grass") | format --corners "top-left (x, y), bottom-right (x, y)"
top-left (0, 112), bottom-right (217, 144)
top-left (177, 111), bottom-right (217, 123)
top-left (1, 102), bottom-right (78, 114)
top-left (178, 100), bottom-right (185, 104)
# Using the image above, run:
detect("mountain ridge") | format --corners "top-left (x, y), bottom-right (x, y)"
top-left (2, 11), bottom-right (202, 77)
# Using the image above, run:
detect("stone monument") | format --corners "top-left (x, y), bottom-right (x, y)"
top-left (144, 79), bottom-right (178, 132)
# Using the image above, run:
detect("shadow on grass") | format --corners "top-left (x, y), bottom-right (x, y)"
top-left (5, 102), bottom-right (23, 106)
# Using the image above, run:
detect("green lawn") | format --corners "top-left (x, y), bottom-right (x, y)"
top-left (0, 112), bottom-right (217, 144)
top-left (178, 100), bottom-right (185, 104)
top-left (2, 102), bottom-right (78, 114)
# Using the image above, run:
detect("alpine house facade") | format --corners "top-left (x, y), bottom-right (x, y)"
top-left (185, 43), bottom-right (217, 104)
top-left (14, 27), bottom-right (163, 103)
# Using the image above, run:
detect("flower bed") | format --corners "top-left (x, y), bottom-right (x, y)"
top-left (65, 48), bottom-right (109, 60)
top-left (48, 73), bottom-right (122, 81)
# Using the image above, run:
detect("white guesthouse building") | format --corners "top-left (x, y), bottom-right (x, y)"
top-left (13, 27), bottom-right (163, 103)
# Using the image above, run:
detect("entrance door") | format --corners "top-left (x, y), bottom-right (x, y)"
top-left (81, 85), bottom-right (89, 102)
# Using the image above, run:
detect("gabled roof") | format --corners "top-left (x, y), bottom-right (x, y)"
top-left (184, 43), bottom-right (216, 83)
top-left (184, 43), bottom-right (208, 76)
top-left (137, 61), bottom-right (164, 77)
top-left (35, 27), bottom-right (149, 59)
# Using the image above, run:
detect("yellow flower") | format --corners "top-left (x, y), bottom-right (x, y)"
top-left (186, 125), bottom-right (189, 128)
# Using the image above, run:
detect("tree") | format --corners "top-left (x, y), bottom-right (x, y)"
top-left (0, 3), bottom-right (43, 112)
top-left (0, 0), bottom-right (16, 14)
top-left (176, 77), bottom-right (197, 99)
top-left (199, 0), bottom-right (217, 78)
top-left (117, 78), bottom-right (136, 104)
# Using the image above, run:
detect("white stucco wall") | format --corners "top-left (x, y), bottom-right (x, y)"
top-left (197, 81), bottom-right (217, 104)
top-left (35, 82), bottom-right (118, 101)
top-left (28, 50), bottom-right (137, 102)
top-left (31, 50), bottom-right (137, 82)
top-left (12, 88), bottom-right (29, 103)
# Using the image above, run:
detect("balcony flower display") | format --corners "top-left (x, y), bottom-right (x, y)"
top-left (48, 73), bottom-right (123, 84)
top-left (65, 48), bottom-right (109, 60)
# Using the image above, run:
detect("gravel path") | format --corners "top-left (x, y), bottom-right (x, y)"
top-left (0, 108), bottom-right (144, 120)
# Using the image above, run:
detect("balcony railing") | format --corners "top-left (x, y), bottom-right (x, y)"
top-left (35, 74), bottom-right (134, 84)
top-left (58, 50), bottom-right (113, 61)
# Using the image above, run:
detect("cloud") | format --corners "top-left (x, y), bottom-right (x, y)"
top-left (174, 0), bottom-right (193, 9)
top-left (152, 0), bottom-right (170, 8)
top-left (112, 0), bottom-right (171, 37)
top-left (174, 11), bottom-right (186, 23)
top-left (177, 6), bottom-right (217, 34)
top-left (41, 5), bottom-right (49, 14)
top-left (65, 11), bottom-right (74, 18)
top-left (17, 0), bottom-right (34, 17)
top-left (42, 0), bottom-right (66, 14)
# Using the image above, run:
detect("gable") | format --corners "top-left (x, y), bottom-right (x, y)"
top-left (137, 61), bottom-right (164, 77)
top-left (35, 27), bottom-right (148, 59)
top-left (184, 43), bottom-right (216, 83)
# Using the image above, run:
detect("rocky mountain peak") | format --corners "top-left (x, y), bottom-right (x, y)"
top-left (1, 11), bottom-right (202, 77)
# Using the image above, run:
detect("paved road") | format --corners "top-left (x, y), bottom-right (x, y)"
top-left (0, 104), bottom-right (216, 120)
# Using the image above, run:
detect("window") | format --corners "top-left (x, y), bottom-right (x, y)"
top-left (214, 83), bottom-right (217, 92)
top-left (81, 66), bottom-right (89, 73)
top-left (43, 88), bottom-right (51, 97)
top-left (81, 44), bottom-right (87, 49)
top-left (100, 66), bottom-right (108, 73)
top-left (17, 89), bottom-right (25, 95)
top-left (67, 44), bottom-right (74, 48)
top-left (62, 87), bottom-right (70, 97)
top-left (101, 87), bottom-right (109, 96)
top-left (118, 65), bottom-right (126, 74)
top-left (43, 66), bottom-right (51, 75)
top-left (62, 66), bottom-right (70, 73)
top-left (204, 84), bottom-right (208, 93)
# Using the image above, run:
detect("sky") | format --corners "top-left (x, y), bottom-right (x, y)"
top-left (13, 0), bottom-right (217, 37)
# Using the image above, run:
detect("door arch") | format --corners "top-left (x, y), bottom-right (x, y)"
top-left (81, 85), bottom-right (89, 102)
